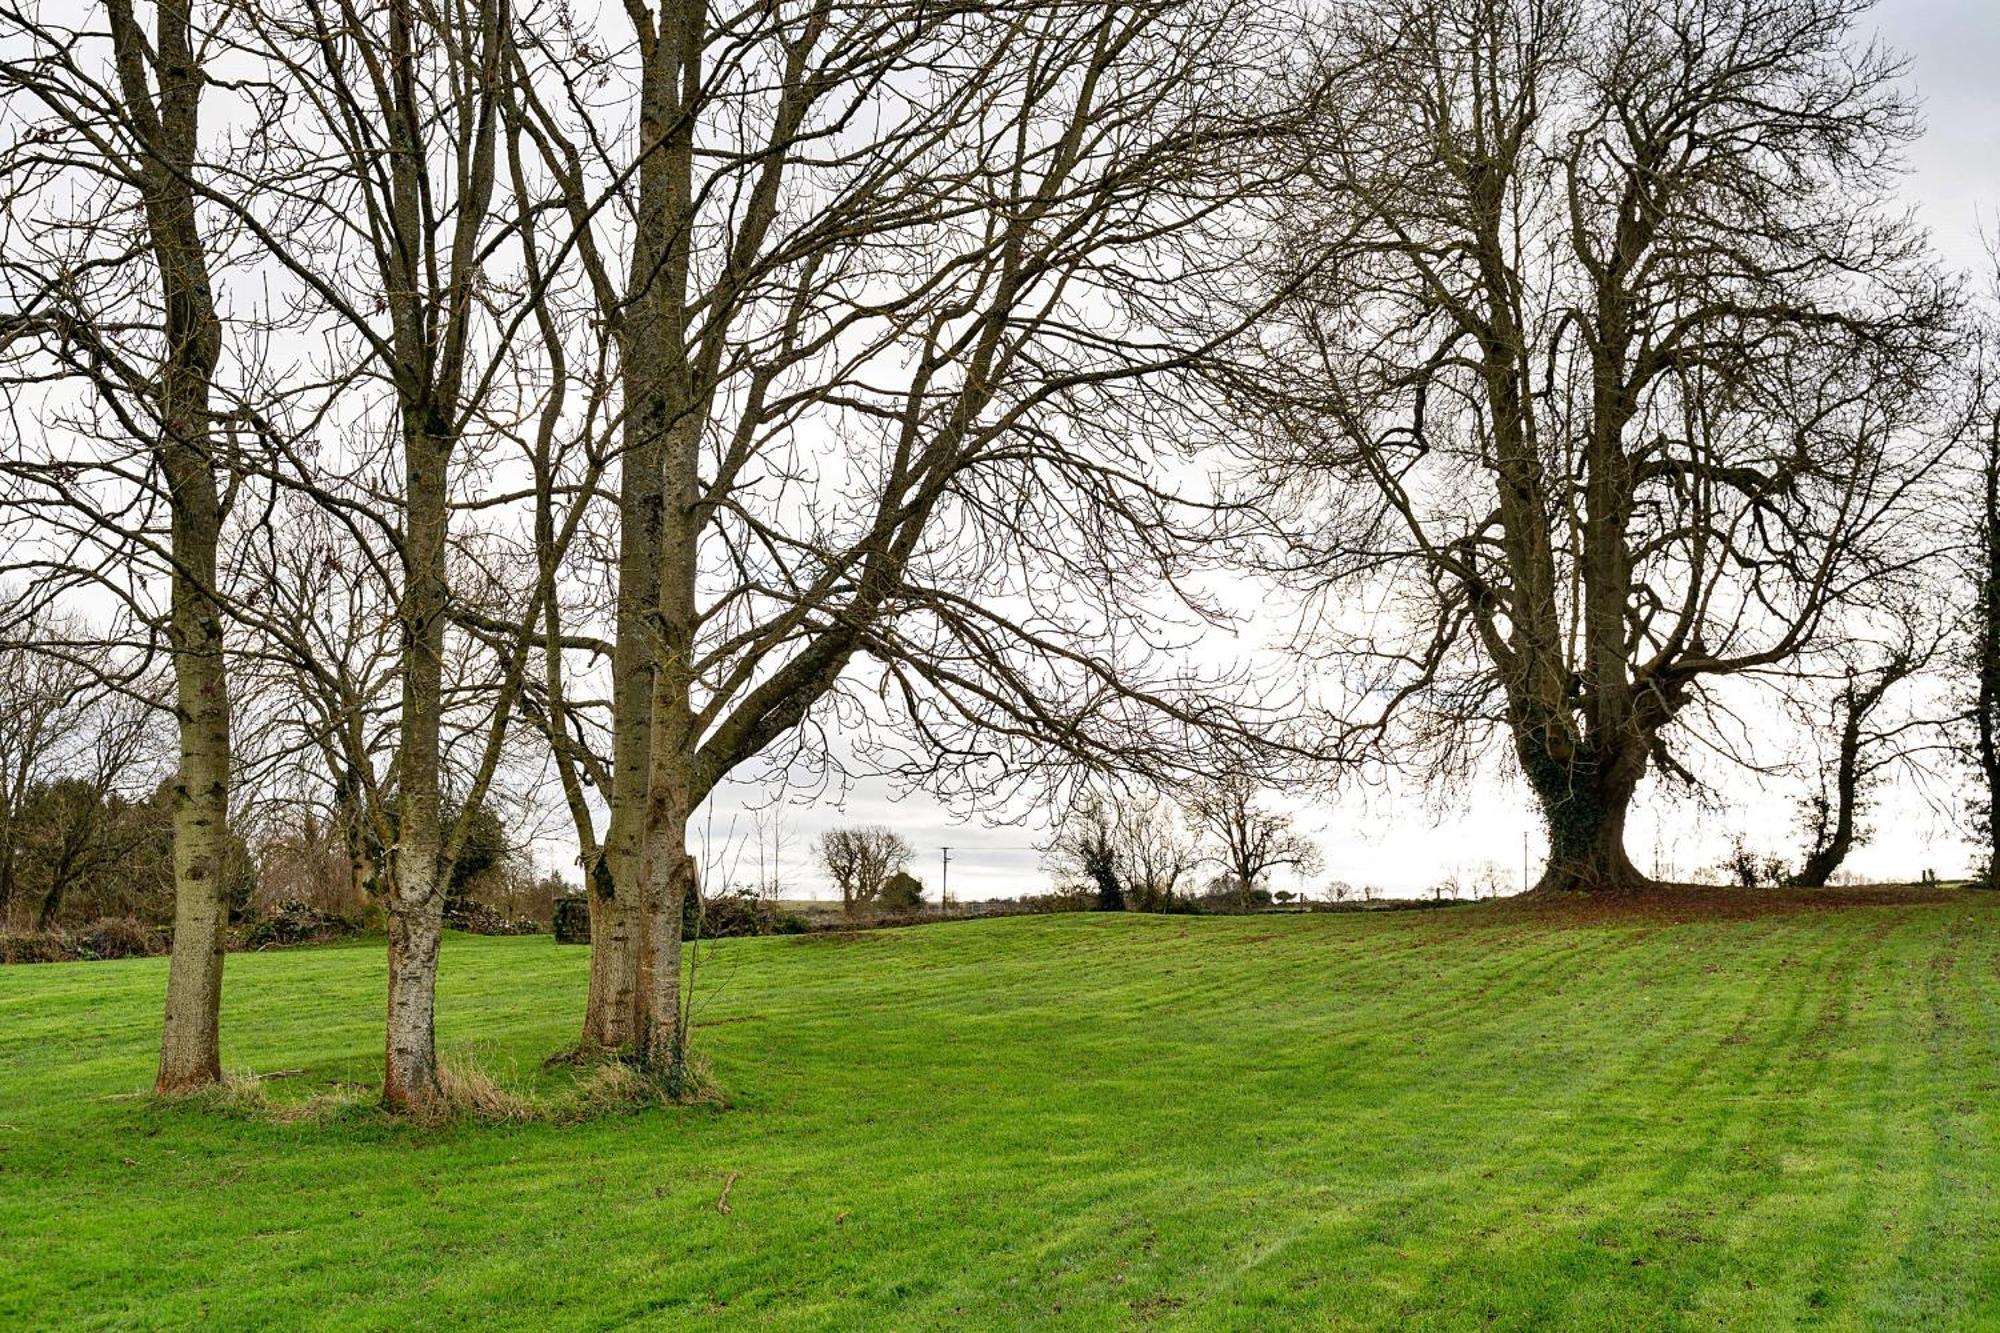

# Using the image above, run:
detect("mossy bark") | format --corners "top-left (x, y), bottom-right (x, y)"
top-left (1521, 734), bottom-right (1652, 893)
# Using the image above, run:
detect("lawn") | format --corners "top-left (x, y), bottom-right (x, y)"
top-left (2, 892), bottom-right (1997, 1330)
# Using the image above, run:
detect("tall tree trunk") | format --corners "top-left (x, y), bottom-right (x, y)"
top-left (636, 373), bottom-right (701, 1085)
top-left (384, 429), bottom-right (450, 1112)
top-left (156, 491), bottom-right (231, 1091)
top-left (105, 0), bottom-right (234, 1093)
top-left (1978, 429), bottom-right (2000, 887)
top-left (1792, 664), bottom-right (1904, 889)
top-left (579, 444), bottom-right (658, 1049)
top-left (589, 0), bottom-right (700, 1056)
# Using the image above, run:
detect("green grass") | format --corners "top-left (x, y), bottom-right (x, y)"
top-left (3, 894), bottom-right (1998, 1330)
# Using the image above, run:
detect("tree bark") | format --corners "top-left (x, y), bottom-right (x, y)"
top-left (104, 0), bottom-right (233, 1094)
top-left (383, 428), bottom-right (450, 1112)
top-left (579, 438), bottom-right (658, 1049)
top-left (156, 547), bottom-right (231, 1091)
top-left (1977, 430), bottom-right (2000, 887)
top-left (1522, 734), bottom-right (1651, 893)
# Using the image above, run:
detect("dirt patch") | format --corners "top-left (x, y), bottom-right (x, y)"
top-left (1465, 884), bottom-right (1966, 929)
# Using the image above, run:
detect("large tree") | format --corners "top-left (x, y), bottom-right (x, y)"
top-left (176, 0), bottom-right (603, 1111)
top-left (1250, 0), bottom-right (1955, 890)
top-left (0, 0), bottom-right (243, 1089)
top-left (509, 0), bottom-right (1298, 1083)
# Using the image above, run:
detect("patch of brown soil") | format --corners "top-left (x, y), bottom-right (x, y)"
top-left (1471, 883), bottom-right (1966, 928)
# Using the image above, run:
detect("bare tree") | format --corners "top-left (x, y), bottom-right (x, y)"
top-left (1247, 0), bottom-right (1957, 891)
top-left (194, 0), bottom-right (622, 1110)
top-left (0, 0), bottom-right (246, 1089)
top-left (1115, 797), bottom-right (1205, 911)
top-left (1047, 788), bottom-right (1205, 911)
top-left (1784, 607), bottom-right (1949, 887)
top-left (814, 826), bottom-right (913, 916)
top-left (1187, 772), bottom-right (1320, 908)
top-left (1968, 380), bottom-right (2000, 884)
top-left (1049, 793), bottom-right (1129, 911)
top-left (0, 0), bottom-right (1301, 1111)
top-left (500, 0), bottom-right (1299, 1084)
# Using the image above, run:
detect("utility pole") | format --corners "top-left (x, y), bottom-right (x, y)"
top-left (941, 846), bottom-right (953, 910)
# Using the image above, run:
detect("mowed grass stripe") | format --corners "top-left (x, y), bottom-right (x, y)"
top-left (1, 896), bottom-right (1996, 1330)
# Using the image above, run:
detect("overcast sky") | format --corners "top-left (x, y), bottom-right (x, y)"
top-left (649, 2), bottom-right (2000, 904)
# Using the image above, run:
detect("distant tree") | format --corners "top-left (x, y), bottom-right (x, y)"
top-left (1117, 798), bottom-right (1204, 911)
top-left (1786, 620), bottom-right (1944, 887)
top-left (815, 827), bottom-right (914, 915)
top-left (1969, 378), bottom-right (2000, 886)
top-left (1188, 774), bottom-right (1322, 910)
top-left (1047, 789), bottom-right (1207, 912)
top-left (444, 802), bottom-right (515, 922)
top-left (9, 771), bottom-right (253, 932)
top-left (877, 872), bottom-right (926, 913)
top-left (0, 626), bottom-right (122, 926)
top-left (16, 780), bottom-right (164, 930)
top-left (1049, 796), bottom-right (1127, 911)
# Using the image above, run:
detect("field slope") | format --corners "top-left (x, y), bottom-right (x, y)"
top-left (2, 893), bottom-right (1997, 1330)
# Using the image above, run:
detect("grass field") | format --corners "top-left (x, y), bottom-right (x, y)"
top-left (2, 891), bottom-right (1998, 1330)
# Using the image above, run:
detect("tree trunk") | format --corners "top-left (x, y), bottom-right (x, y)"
top-left (578, 442), bottom-right (657, 1049)
top-left (155, 571), bottom-right (231, 1091)
top-left (637, 805), bottom-right (695, 1091)
top-left (635, 480), bottom-right (697, 1089)
top-left (590, 0), bottom-right (701, 1057)
top-left (383, 430), bottom-right (450, 1113)
top-left (1978, 430), bottom-right (2000, 888)
top-left (105, 0), bottom-right (235, 1094)
top-left (384, 855), bottom-right (444, 1108)
top-left (1522, 739), bottom-right (1651, 893)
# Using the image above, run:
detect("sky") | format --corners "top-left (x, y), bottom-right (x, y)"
top-left (590, 1), bottom-right (2000, 905)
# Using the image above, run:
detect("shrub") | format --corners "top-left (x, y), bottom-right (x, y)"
top-left (1719, 837), bottom-right (1790, 889)
top-left (877, 871), bottom-right (926, 911)
top-left (448, 901), bottom-right (543, 936)
top-left (243, 900), bottom-right (358, 950)
top-left (1021, 886), bottom-right (1095, 914)
top-left (77, 917), bottom-right (162, 960)
top-left (0, 930), bottom-right (79, 964)
top-left (685, 886), bottom-right (778, 939)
